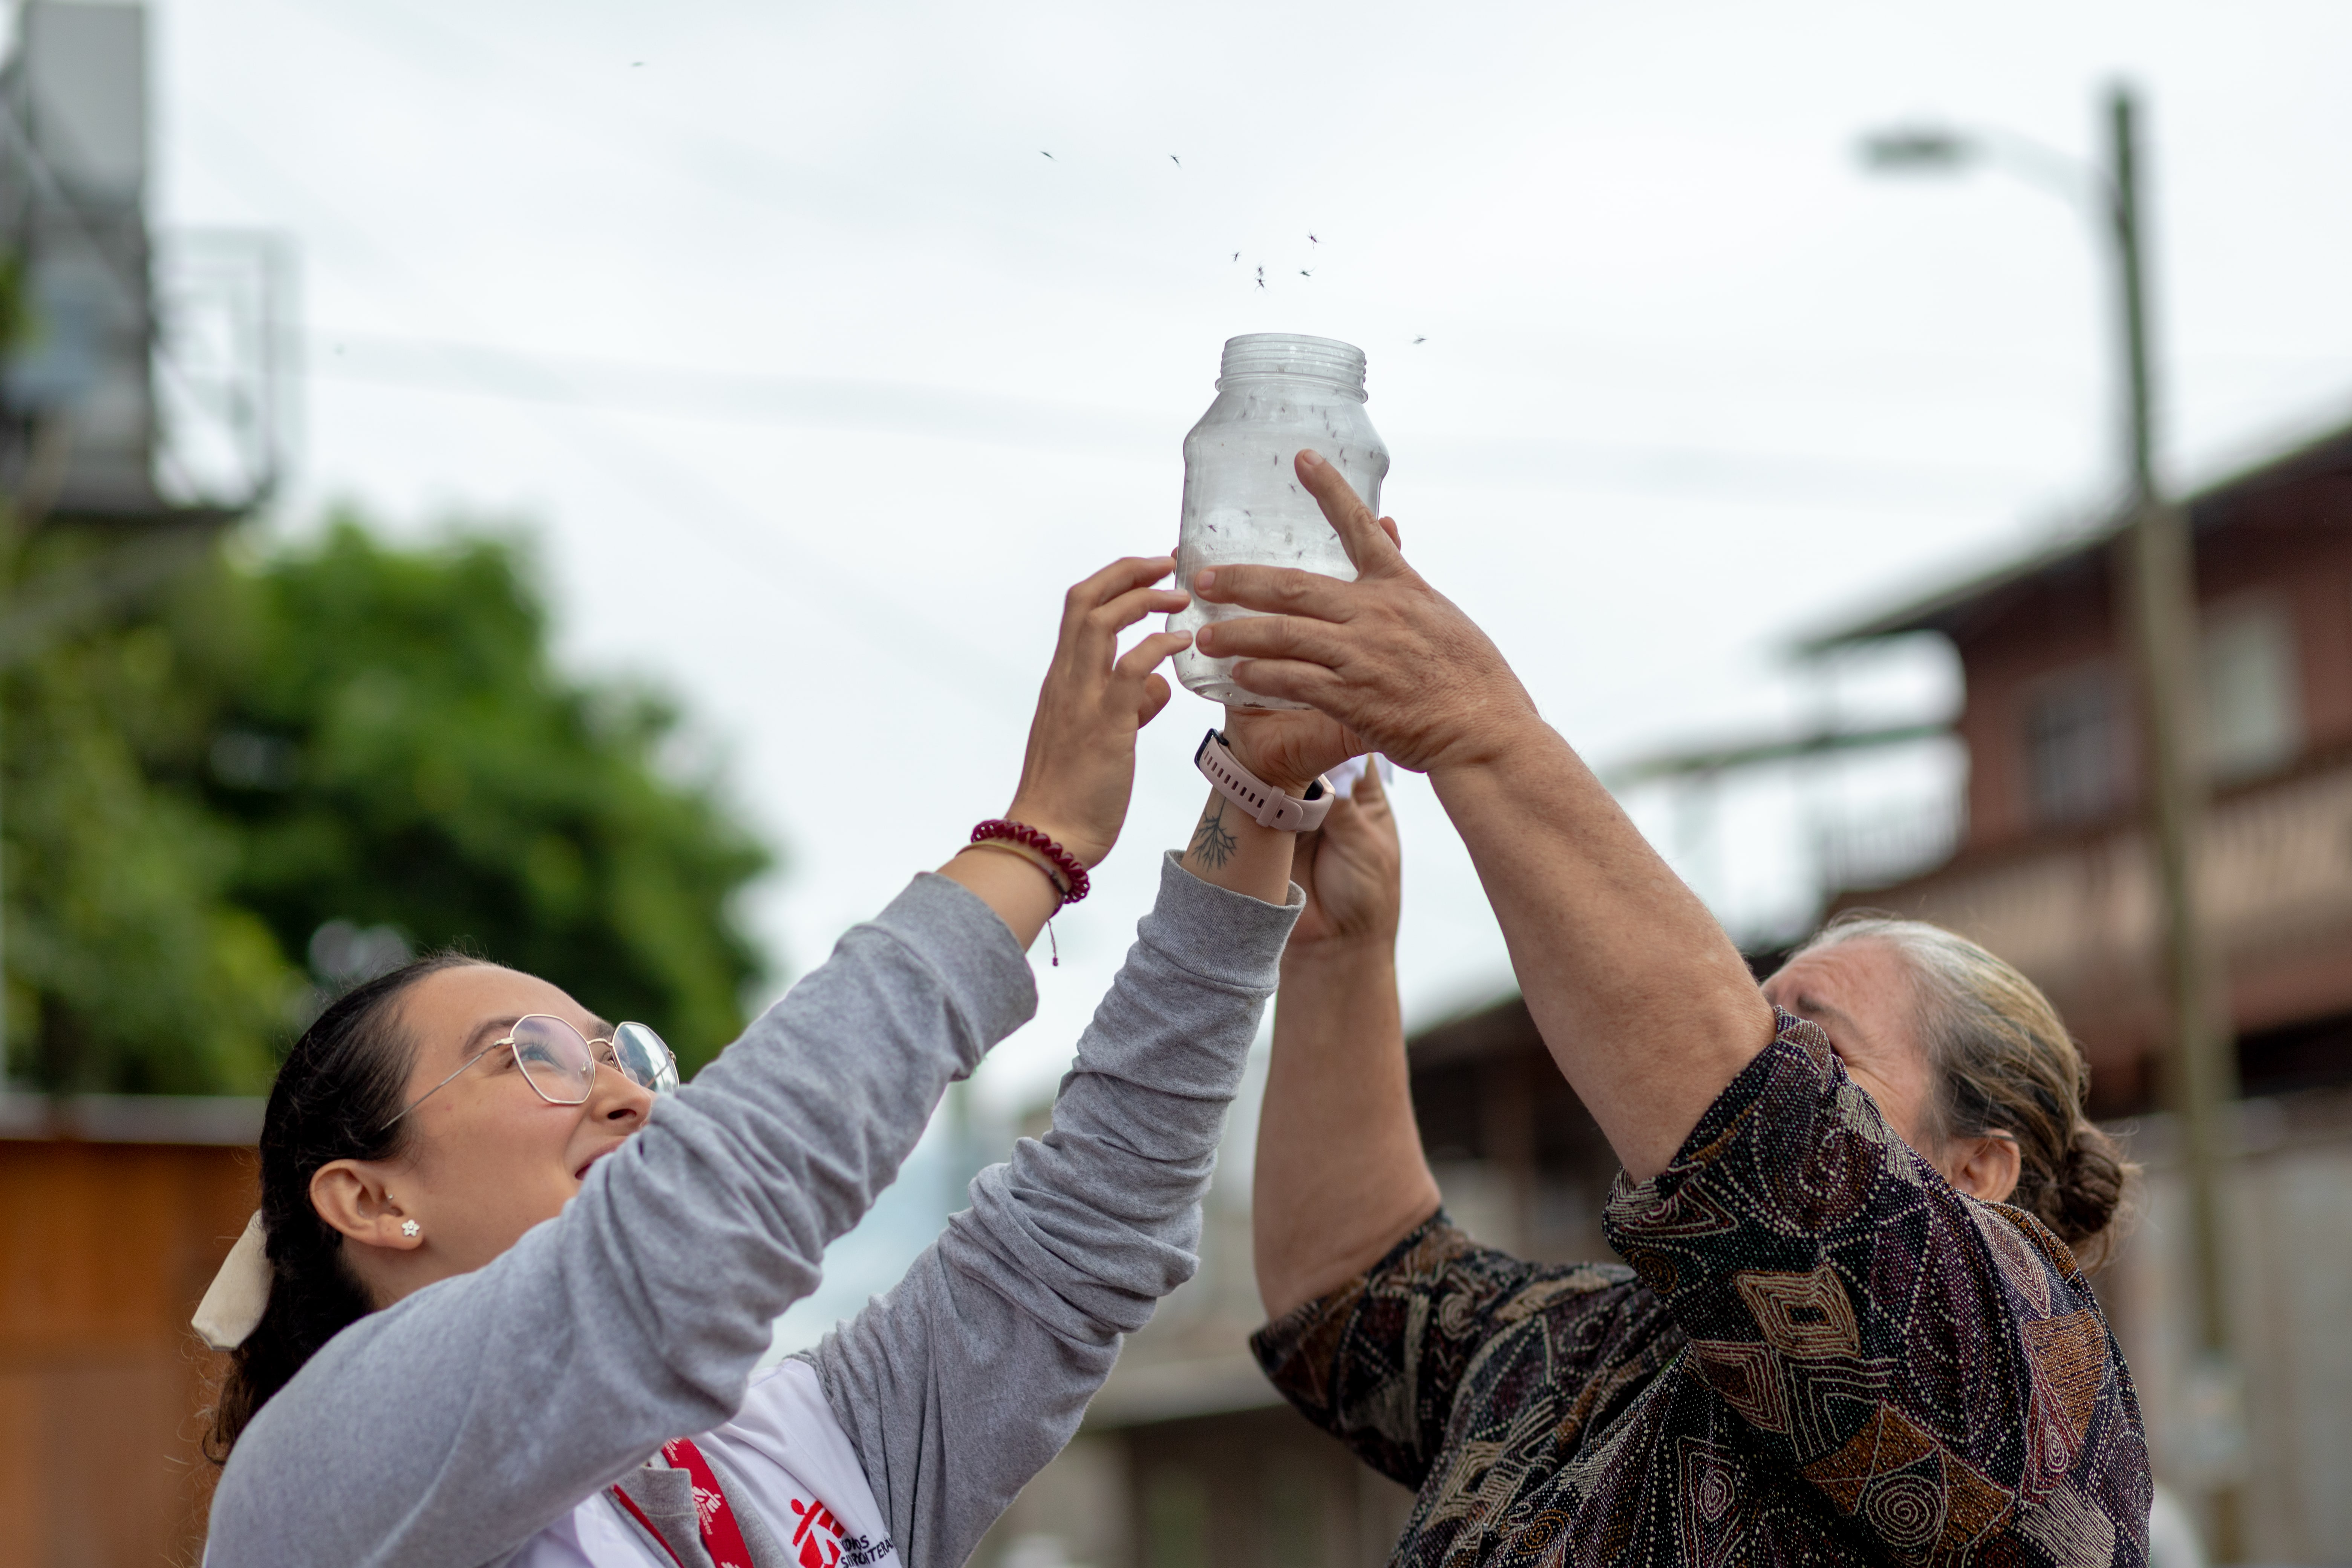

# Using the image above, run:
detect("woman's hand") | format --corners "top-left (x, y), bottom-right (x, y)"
top-left (1289, 765), bottom-right (1401, 952)
top-left (1191, 451), bottom-right (1541, 776)
top-left (1003, 556), bottom-right (1193, 867)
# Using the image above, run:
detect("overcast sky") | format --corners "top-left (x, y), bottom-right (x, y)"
top-left (138, 0), bottom-right (2352, 1331)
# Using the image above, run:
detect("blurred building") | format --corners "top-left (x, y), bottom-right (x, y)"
top-left (1803, 415), bottom-right (2352, 1563)
top-left (0, 0), bottom-right (291, 719)
top-left (1810, 417), bottom-right (2352, 1118)
top-left (0, 1095), bottom-right (259, 1565)
top-left (0, 0), bottom-right (288, 531)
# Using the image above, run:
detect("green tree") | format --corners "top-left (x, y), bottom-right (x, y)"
top-left (2, 513), bottom-right (775, 1092)
top-left (4, 548), bottom-right (291, 1092)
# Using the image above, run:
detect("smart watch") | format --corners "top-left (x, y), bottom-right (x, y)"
top-left (1194, 729), bottom-right (1335, 831)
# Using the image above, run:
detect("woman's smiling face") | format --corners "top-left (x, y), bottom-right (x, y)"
top-left (311, 962), bottom-right (656, 1303)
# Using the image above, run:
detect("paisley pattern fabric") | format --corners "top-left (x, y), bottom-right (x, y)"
top-left (1251, 1013), bottom-right (2152, 1567)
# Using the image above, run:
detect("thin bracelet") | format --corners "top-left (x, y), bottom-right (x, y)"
top-left (963, 839), bottom-right (1070, 898)
top-left (958, 840), bottom-right (1070, 966)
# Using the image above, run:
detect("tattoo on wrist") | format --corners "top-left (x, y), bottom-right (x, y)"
top-left (1190, 801), bottom-right (1239, 870)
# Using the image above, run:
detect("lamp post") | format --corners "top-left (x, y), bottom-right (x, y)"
top-left (1861, 86), bottom-right (2246, 1558)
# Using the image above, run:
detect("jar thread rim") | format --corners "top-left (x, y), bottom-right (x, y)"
top-left (1217, 332), bottom-right (1367, 398)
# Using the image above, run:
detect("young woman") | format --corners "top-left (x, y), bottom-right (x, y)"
top-left (200, 555), bottom-right (1345, 1568)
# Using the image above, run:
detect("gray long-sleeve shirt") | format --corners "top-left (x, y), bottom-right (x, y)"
top-left (207, 853), bottom-right (1300, 1568)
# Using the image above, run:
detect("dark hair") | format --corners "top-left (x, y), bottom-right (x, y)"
top-left (204, 954), bottom-right (478, 1463)
top-left (1798, 913), bottom-right (2135, 1270)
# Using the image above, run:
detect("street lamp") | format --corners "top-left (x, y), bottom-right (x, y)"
top-left (1860, 87), bottom-right (2248, 1559)
top-left (1858, 127), bottom-right (1975, 171)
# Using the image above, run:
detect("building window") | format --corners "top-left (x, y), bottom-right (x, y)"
top-left (2025, 662), bottom-right (2125, 827)
top-left (2201, 599), bottom-right (2301, 782)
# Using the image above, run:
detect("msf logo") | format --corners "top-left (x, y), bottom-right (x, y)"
top-left (790, 1498), bottom-right (848, 1568)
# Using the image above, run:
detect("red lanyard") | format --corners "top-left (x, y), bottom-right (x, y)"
top-left (609, 1437), bottom-right (757, 1568)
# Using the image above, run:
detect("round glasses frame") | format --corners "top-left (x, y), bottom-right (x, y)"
top-left (383, 1013), bottom-right (679, 1130)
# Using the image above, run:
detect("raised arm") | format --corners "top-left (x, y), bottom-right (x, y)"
top-left (207, 557), bottom-right (1200, 1568)
top-left (1192, 457), bottom-right (1774, 1180)
top-left (810, 774), bottom-right (1305, 1568)
top-left (1250, 766), bottom-right (1441, 1318)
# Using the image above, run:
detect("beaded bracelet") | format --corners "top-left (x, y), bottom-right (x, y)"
top-left (969, 819), bottom-right (1090, 905)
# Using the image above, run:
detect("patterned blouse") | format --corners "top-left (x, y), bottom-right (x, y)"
top-left (1251, 1012), bottom-right (2151, 1567)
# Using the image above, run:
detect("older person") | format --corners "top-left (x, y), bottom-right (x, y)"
top-left (1205, 453), bottom-right (2150, 1566)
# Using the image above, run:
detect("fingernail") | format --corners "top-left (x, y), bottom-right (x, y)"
top-left (1195, 567), bottom-right (1217, 592)
top-left (1298, 449), bottom-right (1324, 468)
top-left (1196, 625), bottom-right (1215, 650)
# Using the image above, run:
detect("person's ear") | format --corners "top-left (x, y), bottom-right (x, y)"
top-left (310, 1160), bottom-right (422, 1253)
top-left (1944, 1131), bottom-right (2022, 1204)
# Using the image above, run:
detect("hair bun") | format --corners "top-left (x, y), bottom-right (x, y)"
top-left (2050, 1122), bottom-right (2127, 1254)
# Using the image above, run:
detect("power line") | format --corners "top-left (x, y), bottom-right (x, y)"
top-left (306, 330), bottom-right (2058, 507)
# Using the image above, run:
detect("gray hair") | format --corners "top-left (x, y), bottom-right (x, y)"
top-left (1797, 912), bottom-right (2134, 1268)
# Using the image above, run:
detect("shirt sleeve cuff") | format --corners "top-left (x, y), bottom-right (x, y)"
top-left (1602, 1012), bottom-right (1841, 1295)
top-left (1132, 849), bottom-right (1306, 994)
top-left (1250, 1210), bottom-right (1466, 1395)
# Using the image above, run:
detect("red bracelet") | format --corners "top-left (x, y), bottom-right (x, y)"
top-left (970, 820), bottom-right (1090, 906)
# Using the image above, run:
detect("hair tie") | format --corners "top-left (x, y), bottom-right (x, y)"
top-left (193, 1211), bottom-right (271, 1350)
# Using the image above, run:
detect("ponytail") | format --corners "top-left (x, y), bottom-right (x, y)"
top-left (204, 954), bottom-right (475, 1463)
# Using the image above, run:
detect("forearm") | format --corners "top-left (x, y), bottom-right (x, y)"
top-left (1430, 719), bottom-right (1774, 1180)
top-left (1179, 787), bottom-right (1298, 904)
top-left (938, 845), bottom-right (1064, 950)
top-left (1255, 938), bottom-right (1441, 1318)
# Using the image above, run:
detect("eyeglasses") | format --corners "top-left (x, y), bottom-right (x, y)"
top-left (384, 1014), bottom-right (680, 1129)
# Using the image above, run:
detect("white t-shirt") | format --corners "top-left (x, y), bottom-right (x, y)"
top-left (510, 1361), bottom-right (894, 1568)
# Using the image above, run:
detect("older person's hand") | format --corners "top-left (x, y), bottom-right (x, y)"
top-left (1288, 765), bottom-right (1401, 951)
top-left (1191, 451), bottom-right (1540, 776)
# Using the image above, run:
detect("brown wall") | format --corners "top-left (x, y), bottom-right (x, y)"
top-left (0, 1141), bottom-right (255, 1568)
top-left (1954, 498), bottom-right (2352, 855)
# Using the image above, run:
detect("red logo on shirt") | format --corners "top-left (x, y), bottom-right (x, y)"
top-left (791, 1498), bottom-right (847, 1568)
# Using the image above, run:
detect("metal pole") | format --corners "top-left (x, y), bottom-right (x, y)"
top-left (2106, 83), bottom-right (2246, 1559)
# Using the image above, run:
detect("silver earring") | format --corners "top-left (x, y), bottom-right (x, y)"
top-left (400, 1220), bottom-right (420, 1239)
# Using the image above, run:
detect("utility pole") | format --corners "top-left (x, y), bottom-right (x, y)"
top-left (2106, 84), bottom-right (2245, 1559)
top-left (1862, 84), bottom-right (2247, 1557)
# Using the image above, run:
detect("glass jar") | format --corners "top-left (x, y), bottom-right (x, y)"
top-left (1168, 332), bottom-right (1389, 708)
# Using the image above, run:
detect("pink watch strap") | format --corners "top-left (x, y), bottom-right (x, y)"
top-left (1194, 730), bottom-right (1335, 832)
